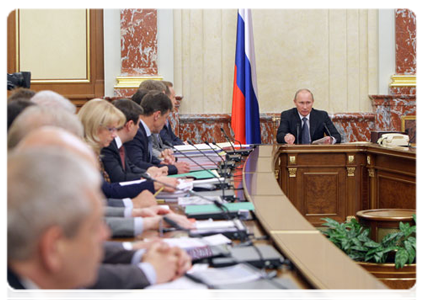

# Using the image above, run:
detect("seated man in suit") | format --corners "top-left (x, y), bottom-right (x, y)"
top-left (125, 91), bottom-right (190, 175)
top-left (276, 89), bottom-right (341, 144)
top-left (101, 99), bottom-right (168, 183)
top-left (160, 81), bottom-right (185, 147)
top-left (8, 148), bottom-right (110, 289)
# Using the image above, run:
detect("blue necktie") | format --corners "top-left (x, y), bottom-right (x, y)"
top-left (301, 117), bottom-right (310, 144)
top-left (147, 135), bottom-right (153, 162)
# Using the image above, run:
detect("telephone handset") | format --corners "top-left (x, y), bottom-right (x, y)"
top-left (377, 133), bottom-right (409, 147)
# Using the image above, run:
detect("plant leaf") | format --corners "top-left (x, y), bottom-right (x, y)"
top-left (408, 236), bottom-right (420, 257)
top-left (404, 241), bottom-right (416, 264)
top-left (364, 240), bottom-right (380, 248)
top-left (395, 248), bottom-right (409, 269)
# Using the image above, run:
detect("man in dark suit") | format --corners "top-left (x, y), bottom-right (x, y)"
top-left (8, 148), bottom-right (110, 289)
top-left (276, 89), bottom-right (341, 144)
top-left (101, 99), bottom-right (167, 183)
top-left (160, 81), bottom-right (185, 147)
top-left (125, 91), bottom-right (190, 175)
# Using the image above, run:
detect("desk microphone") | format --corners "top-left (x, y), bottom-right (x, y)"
top-left (296, 122), bottom-right (300, 145)
top-left (212, 141), bottom-right (242, 162)
top-left (220, 128), bottom-right (252, 156)
top-left (139, 173), bottom-right (246, 240)
top-left (170, 146), bottom-right (233, 192)
top-left (204, 141), bottom-right (236, 169)
top-left (186, 140), bottom-right (232, 178)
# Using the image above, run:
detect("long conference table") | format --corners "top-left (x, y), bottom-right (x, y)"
top-left (243, 143), bottom-right (415, 289)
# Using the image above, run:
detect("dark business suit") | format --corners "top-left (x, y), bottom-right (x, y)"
top-left (88, 242), bottom-right (151, 289)
top-left (5, 265), bottom-right (33, 300)
top-left (160, 122), bottom-right (184, 146)
top-left (101, 139), bottom-right (146, 183)
top-left (125, 122), bottom-right (178, 175)
top-left (276, 108), bottom-right (341, 144)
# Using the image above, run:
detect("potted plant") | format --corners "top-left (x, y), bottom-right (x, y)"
top-left (320, 215), bottom-right (416, 289)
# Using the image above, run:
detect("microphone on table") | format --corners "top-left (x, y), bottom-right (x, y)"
top-left (296, 122), bottom-right (301, 145)
top-left (212, 141), bottom-right (242, 162)
top-left (186, 140), bottom-right (232, 178)
top-left (220, 128), bottom-right (252, 156)
top-left (139, 173), bottom-right (246, 240)
top-left (170, 145), bottom-right (233, 193)
top-left (204, 141), bottom-right (236, 170)
top-left (324, 123), bottom-right (335, 144)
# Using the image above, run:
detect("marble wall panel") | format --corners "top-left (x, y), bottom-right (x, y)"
top-left (395, 9), bottom-right (416, 75)
top-left (121, 9), bottom-right (158, 76)
top-left (178, 113), bottom-right (375, 144)
top-left (370, 95), bottom-right (416, 132)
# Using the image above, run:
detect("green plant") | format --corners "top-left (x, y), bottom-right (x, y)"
top-left (320, 214), bottom-right (416, 269)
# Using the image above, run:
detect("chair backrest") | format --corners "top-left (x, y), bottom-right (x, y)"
top-left (272, 115), bottom-right (281, 144)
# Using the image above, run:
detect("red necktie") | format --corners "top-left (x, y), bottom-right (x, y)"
top-left (119, 146), bottom-right (126, 170)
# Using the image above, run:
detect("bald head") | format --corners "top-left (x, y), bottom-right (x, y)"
top-left (16, 127), bottom-right (98, 169)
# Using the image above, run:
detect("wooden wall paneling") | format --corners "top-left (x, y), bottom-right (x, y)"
top-left (376, 173), bottom-right (416, 209)
top-left (7, 9), bottom-right (104, 105)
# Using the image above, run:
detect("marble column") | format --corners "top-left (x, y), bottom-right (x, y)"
top-left (370, 9), bottom-right (416, 140)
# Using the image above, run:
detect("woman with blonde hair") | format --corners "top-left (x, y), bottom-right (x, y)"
top-left (78, 98), bottom-right (125, 156)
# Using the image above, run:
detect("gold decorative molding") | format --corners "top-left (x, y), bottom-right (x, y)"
top-left (367, 155), bottom-right (371, 165)
top-left (16, 9), bottom-right (91, 83)
top-left (348, 155), bottom-right (354, 164)
top-left (347, 167), bottom-right (355, 177)
top-left (390, 75), bottom-right (416, 87)
top-left (288, 167), bottom-right (297, 178)
top-left (115, 76), bottom-right (164, 89)
top-left (368, 168), bottom-right (375, 178)
top-left (289, 156), bottom-right (296, 164)
top-left (274, 169), bottom-right (279, 181)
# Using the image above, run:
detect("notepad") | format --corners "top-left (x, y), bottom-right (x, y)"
top-left (185, 202), bottom-right (255, 215)
top-left (168, 170), bottom-right (220, 180)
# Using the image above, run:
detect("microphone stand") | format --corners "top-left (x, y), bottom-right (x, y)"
top-left (140, 173), bottom-right (246, 240)
top-left (204, 141), bottom-right (236, 169)
top-left (187, 140), bottom-right (232, 178)
top-left (220, 128), bottom-right (252, 156)
top-left (212, 142), bottom-right (241, 162)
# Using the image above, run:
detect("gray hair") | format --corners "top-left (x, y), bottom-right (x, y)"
top-left (8, 148), bottom-right (101, 260)
top-left (7, 105), bottom-right (84, 150)
top-left (31, 90), bottom-right (76, 114)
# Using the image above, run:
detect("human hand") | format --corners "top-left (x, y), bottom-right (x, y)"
top-left (323, 136), bottom-right (333, 144)
top-left (175, 162), bottom-right (190, 174)
top-left (153, 176), bottom-right (178, 193)
top-left (131, 190), bottom-right (157, 208)
top-left (146, 166), bottom-right (168, 178)
top-left (142, 242), bottom-right (180, 283)
top-left (284, 133), bottom-right (296, 145)
top-left (131, 205), bottom-right (170, 217)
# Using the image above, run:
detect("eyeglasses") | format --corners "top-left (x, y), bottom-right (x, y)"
top-left (101, 125), bottom-right (122, 133)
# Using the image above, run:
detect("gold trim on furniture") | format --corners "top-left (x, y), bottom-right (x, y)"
top-left (115, 76), bottom-right (164, 89)
top-left (16, 9), bottom-right (91, 83)
top-left (289, 156), bottom-right (296, 164)
top-left (348, 155), bottom-right (354, 164)
top-left (368, 168), bottom-right (375, 178)
top-left (288, 167), bottom-right (297, 178)
top-left (401, 115), bottom-right (416, 146)
top-left (390, 75), bottom-right (416, 87)
top-left (367, 155), bottom-right (371, 165)
top-left (347, 167), bottom-right (355, 177)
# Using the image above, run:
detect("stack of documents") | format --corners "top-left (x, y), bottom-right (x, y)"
top-left (178, 195), bottom-right (223, 207)
top-left (173, 144), bottom-right (225, 171)
top-left (168, 170), bottom-right (220, 180)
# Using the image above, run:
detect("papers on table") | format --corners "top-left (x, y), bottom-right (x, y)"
top-left (112, 277), bottom-right (211, 300)
top-left (173, 143), bottom-right (225, 171)
top-left (187, 264), bottom-right (261, 286)
top-left (191, 219), bottom-right (246, 236)
top-left (161, 233), bottom-right (231, 249)
top-left (174, 143), bottom-right (219, 151)
top-left (168, 170), bottom-right (220, 180)
top-left (178, 196), bottom-right (223, 207)
top-left (156, 179), bottom-right (193, 202)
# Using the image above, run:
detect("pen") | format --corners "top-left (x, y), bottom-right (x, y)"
top-left (153, 187), bottom-right (164, 197)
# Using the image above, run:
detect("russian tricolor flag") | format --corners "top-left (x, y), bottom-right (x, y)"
top-left (231, 9), bottom-right (261, 145)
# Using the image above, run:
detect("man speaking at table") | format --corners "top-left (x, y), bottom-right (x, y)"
top-left (276, 89), bottom-right (341, 145)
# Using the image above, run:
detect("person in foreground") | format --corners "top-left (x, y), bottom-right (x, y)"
top-left (8, 148), bottom-right (110, 289)
top-left (276, 89), bottom-right (341, 145)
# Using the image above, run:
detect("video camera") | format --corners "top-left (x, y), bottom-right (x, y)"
top-left (7, 71), bottom-right (31, 90)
